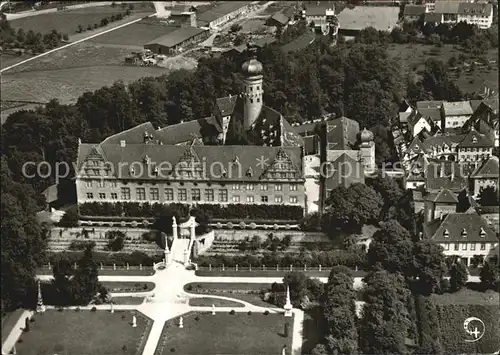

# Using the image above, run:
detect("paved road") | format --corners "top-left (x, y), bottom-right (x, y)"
top-left (4, 2), bottom-right (129, 20)
top-left (1, 310), bottom-right (34, 355)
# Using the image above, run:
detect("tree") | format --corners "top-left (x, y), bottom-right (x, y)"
top-left (323, 183), bottom-right (383, 233)
top-left (52, 257), bottom-right (74, 306)
top-left (58, 206), bottom-right (79, 227)
top-left (413, 240), bottom-right (447, 295)
top-left (367, 220), bottom-right (415, 276)
top-left (359, 271), bottom-right (413, 355)
top-left (71, 245), bottom-right (100, 305)
top-left (322, 266), bottom-right (358, 354)
top-left (478, 186), bottom-right (499, 206)
top-left (449, 262), bottom-right (468, 292)
top-left (230, 23), bottom-right (242, 33)
top-left (480, 260), bottom-right (499, 290)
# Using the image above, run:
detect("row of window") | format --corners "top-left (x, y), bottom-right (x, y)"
top-left (84, 181), bottom-right (298, 191)
top-left (86, 188), bottom-right (299, 203)
top-left (443, 243), bottom-right (487, 251)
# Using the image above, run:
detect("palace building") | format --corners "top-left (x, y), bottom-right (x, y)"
top-left (75, 44), bottom-right (307, 212)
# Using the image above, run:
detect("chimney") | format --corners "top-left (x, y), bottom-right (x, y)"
top-left (120, 140), bottom-right (126, 147)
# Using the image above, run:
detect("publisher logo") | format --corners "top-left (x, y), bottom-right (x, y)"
top-left (463, 317), bottom-right (485, 343)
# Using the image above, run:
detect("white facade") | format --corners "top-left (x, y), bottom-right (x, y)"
top-left (441, 241), bottom-right (498, 266)
top-left (412, 116), bottom-right (433, 137)
top-left (457, 11), bottom-right (493, 29)
top-left (457, 146), bottom-right (492, 162)
top-left (444, 114), bottom-right (471, 129)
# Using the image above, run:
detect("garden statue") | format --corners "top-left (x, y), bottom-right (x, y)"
top-left (212, 304), bottom-right (216, 315)
top-left (179, 316), bottom-right (184, 328)
top-left (132, 315), bottom-right (137, 327)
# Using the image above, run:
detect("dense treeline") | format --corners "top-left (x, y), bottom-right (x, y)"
top-left (1, 157), bottom-right (48, 313)
top-left (0, 14), bottom-right (67, 53)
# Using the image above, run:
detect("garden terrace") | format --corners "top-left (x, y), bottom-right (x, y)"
top-left (14, 310), bottom-right (152, 355)
top-left (154, 312), bottom-right (294, 355)
top-left (78, 202), bottom-right (304, 221)
top-left (45, 250), bottom-right (164, 268)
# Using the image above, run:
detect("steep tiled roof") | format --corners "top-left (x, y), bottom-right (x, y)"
top-left (146, 27), bottom-right (208, 48)
top-left (215, 95), bottom-right (238, 116)
top-left (471, 156), bottom-right (499, 178)
top-left (425, 161), bottom-right (468, 192)
top-left (407, 136), bottom-right (427, 155)
top-left (404, 4), bottom-right (426, 16)
top-left (77, 144), bottom-right (303, 182)
top-left (458, 128), bottom-right (494, 148)
top-left (325, 152), bottom-right (364, 190)
top-left (326, 150), bottom-right (360, 162)
top-left (417, 101), bottom-right (443, 110)
top-left (424, 12), bottom-right (442, 23)
top-left (324, 116), bottom-right (360, 151)
top-left (269, 12), bottom-right (289, 25)
top-left (281, 32), bottom-right (315, 53)
top-left (418, 107), bottom-right (442, 122)
top-left (101, 122), bottom-right (158, 145)
top-left (156, 116), bottom-right (222, 145)
top-left (425, 188), bottom-right (458, 204)
top-left (304, 2), bottom-right (335, 16)
top-left (426, 212), bottom-right (498, 242)
top-left (281, 117), bottom-right (304, 147)
top-left (442, 101), bottom-right (473, 116)
top-left (423, 134), bottom-right (465, 149)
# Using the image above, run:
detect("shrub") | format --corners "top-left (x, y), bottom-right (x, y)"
top-left (91, 306), bottom-right (97, 312)
top-left (247, 311), bottom-right (252, 315)
top-left (264, 310), bottom-right (270, 315)
top-left (186, 285), bottom-right (192, 291)
top-left (229, 309), bottom-right (235, 315)
top-left (122, 345), bottom-right (127, 351)
top-left (58, 206), bottom-right (79, 227)
top-left (170, 348), bottom-right (175, 352)
top-left (121, 315), bottom-right (126, 319)
top-left (75, 307), bottom-right (81, 312)
top-left (195, 315), bottom-right (200, 321)
top-left (62, 34), bottom-right (69, 41)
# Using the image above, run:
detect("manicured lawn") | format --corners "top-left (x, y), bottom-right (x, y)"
top-left (9, 6), bottom-right (152, 35)
top-left (1, 309), bottom-right (24, 344)
top-left (102, 281), bottom-right (156, 293)
top-left (184, 282), bottom-right (273, 292)
top-left (112, 296), bottom-right (146, 305)
top-left (15, 310), bottom-right (152, 355)
top-left (431, 288), bottom-right (499, 305)
top-left (184, 282), bottom-right (275, 308)
top-left (155, 312), bottom-right (293, 355)
top-left (89, 20), bottom-right (178, 46)
top-left (188, 297), bottom-right (245, 307)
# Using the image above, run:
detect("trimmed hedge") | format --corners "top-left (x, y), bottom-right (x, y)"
top-left (78, 202), bottom-right (304, 221)
top-left (194, 250), bottom-right (364, 268)
top-left (48, 251), bottom-right (163, 267)
top-left (435, 304), bottom-right (500, 353)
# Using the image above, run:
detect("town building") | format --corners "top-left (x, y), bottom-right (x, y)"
top-left (266, 12), bottom-right (290, 29)
top-left (425, 1), bottom-right (494, 29)
top-left (301, 1), bottom-right (336, 32)
top-left (335, 6), bottom-right (400, 37)
top-left (75, 44), bottom-right (307, 215)
top-left (469, 156), bottom-right (499, 197)
top-left (424, 210), bottom-right (499, 266)
top-left (196, 1), bottom-right (253, 30)
top-left (403, 4), bottom-right (428, 21)
top-left (144, 27), bottom-right (209, 54)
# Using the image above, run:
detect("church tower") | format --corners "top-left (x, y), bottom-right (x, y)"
top-left (241, 43), bottom-right (264, 130)
top-left (360, 128), bottom-right (376, 173)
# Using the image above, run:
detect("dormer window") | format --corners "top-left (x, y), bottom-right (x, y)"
top-left (461, 228), bottom-right (467, 237)
top-left (472, 136), bottom-right (478, 144)
top-left (143, 155), bottom-right (150, 164)
top-left (129, 167), bottom-right (135, 176)
top-left (233, 156), bottom-right (239, 164)
top-left (153, 166), bottom-right (159, 176)
top-left (246, 167), bottom-right (253, 177)
top-left (222, 168), bottom-right (227, 177)
top-left (443, 229), bottom-right (449, 238)
top-left (480, 227), bottom-right (486, 237)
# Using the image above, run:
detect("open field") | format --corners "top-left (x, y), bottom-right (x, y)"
top-left (238, 18), bottom-right (268, 33)
top-left (155, 312), bottom-right (293, 355)
top-left (15, 310), bottom-right (152, 355)
top-left (88, 19), bottom-right (178, 46)
top-left (387, 43), bottom-right (498, 94)
top-left (188, 297), bottom-right (245, 307)
top-left (112, 296), bottom-right (146, 305)
top-left (9, 5), bottom-right (153, 35)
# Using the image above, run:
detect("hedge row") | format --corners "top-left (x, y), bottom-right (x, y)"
top-left (193, 250), bottom-right (364, 268)
top-left (48, 251), bottom-right (163, 267)
top-left (78, 202), bottom-right (304, 221)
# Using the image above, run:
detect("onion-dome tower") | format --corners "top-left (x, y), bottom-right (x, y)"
top-left (241, 43), bottom-right (264, 130)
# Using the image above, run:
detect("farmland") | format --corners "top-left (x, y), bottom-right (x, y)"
top-left (1, 42), bottom-right (196, 105)
top-left (9, 4), bottom-right (154, 36)
top-left (88, 19), bottom-right (179, 47)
